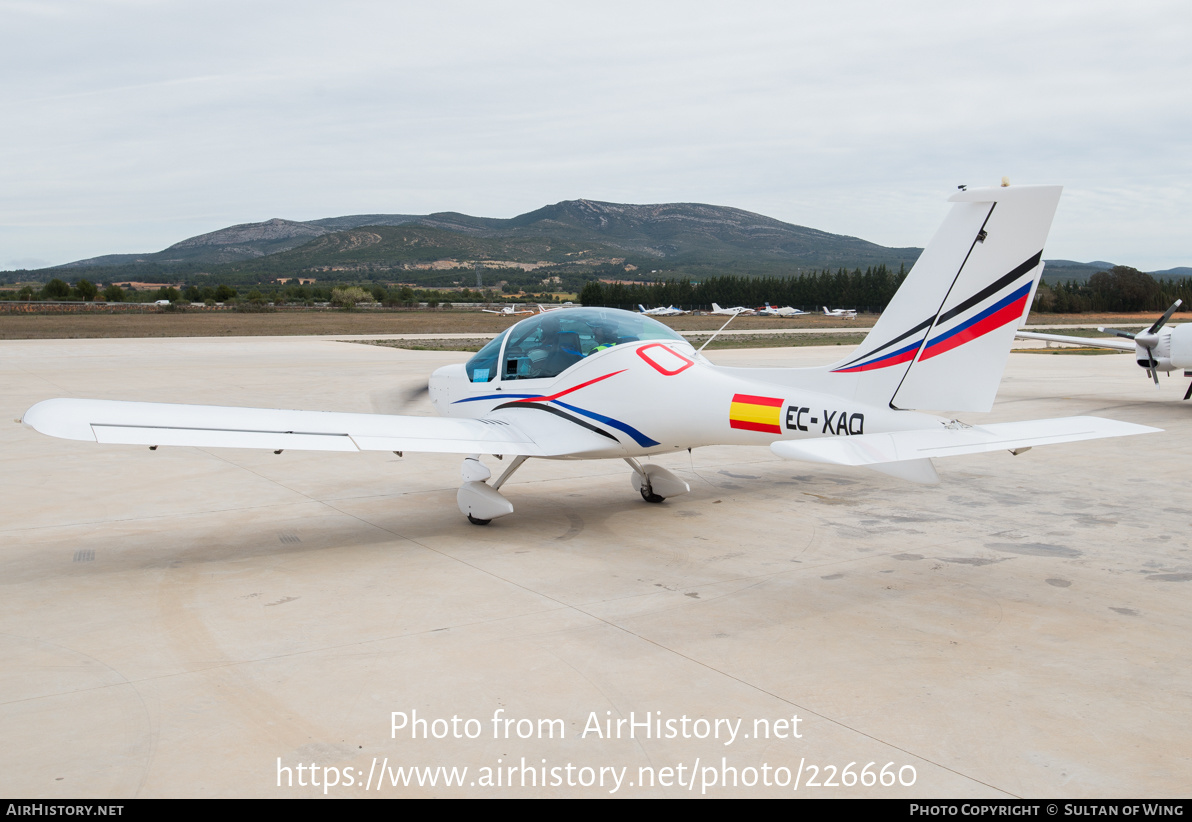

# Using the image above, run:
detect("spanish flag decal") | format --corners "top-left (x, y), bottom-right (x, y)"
top-left (729, 393), bottom-right (783, 434)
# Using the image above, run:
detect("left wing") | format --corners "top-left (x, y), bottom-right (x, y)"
top-left (22, 398), bottom-right (566, 456)
top-left (1015, 331), bottom-right (1135, 351)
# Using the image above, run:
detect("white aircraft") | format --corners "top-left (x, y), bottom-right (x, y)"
top-left (823, 306), bottom-right (858, 319)
top-left (757, 303), bottom-right (808, 317)
top-left (22, 185), bottom-right (1159, 525)
top-left (711, 302), bottom-right (755, 316)
top-left (638, 304), bottom-right (687, 316)
top-left (482, 304), bottom-right (534, 316)
top-left (1017, 300), bottom-right (1192, 398)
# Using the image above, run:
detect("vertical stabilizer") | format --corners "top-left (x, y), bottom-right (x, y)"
top-left (826, 185), bottom-right (1061, 412)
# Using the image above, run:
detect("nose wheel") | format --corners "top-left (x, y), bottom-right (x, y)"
top-left (457, 455), bottom-right (528, 524)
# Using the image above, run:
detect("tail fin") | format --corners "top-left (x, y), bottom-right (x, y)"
top-left (826, 184), bottom-right (1061, 412)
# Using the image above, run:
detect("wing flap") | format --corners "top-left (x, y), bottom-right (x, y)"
top-left (94, 425), bottom-right (359, 451)
top-left (770, 416), bottom-right (1159, 467)
top-left (24, 398), bottom-right (546, 456)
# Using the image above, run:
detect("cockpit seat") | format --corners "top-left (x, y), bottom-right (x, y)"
top-left (540, 331), bottom-right (584, 375)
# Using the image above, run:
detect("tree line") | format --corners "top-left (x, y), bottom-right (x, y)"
top-left (1032, 267), bottom-right (1191, 313)
top-left (9, 264), bottom-right (1190, 316)
top-left (0, 277), bottom-right (558, 309)
top-left (580, 264), bottom-right (1192, 316)
top-left (578, 265), bottom-right (907, 312)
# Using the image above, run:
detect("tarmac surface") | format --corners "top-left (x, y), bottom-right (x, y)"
top-left (1, 335), bottom-right (1189, 798)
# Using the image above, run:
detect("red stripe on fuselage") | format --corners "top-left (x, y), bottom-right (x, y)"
top-left (833, 347), bottom-right (918, 373)
top-left (918, 296), bottom-right (1028, 362)
top-left (508, 369), bottom-right (627, 403)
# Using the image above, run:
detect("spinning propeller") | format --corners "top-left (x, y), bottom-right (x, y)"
top-left (371, 381), bottom-right (432, 415)
top-left (1099, 300), bottom-right (1183, 386)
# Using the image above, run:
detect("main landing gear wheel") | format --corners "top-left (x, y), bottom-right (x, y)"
top-left (467, 515), bottom-right (492, 526)
top-left (626, 458), bottom-right (690, 505)
top-left (639, 486), bottom-right (665, 504)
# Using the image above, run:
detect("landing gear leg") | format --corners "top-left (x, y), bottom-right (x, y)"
top-left (491, 455), bottom-right (529, 491)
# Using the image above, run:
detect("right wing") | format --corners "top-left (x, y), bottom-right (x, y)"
top-left (21, 398), bottom-right (612, 457)
top-left (1015, 331), bottom-right (1135, 351)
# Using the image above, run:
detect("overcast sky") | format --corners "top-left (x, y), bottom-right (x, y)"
top-left (2, 0), bottom-right (1190, 271)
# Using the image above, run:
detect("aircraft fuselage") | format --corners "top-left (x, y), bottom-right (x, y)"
top-left (430, 339), bottom-right (942, 460)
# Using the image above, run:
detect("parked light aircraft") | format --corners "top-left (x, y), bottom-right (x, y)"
top-left (22, 185), bottom-right (1159, 525)
top-left (758, 303), bottom-right (808, 317)
top-left (482, 304), bottom-right (534, 316)
top-left (638, 304), bottom-right (687, 316)
top-left (1016, 300), bottom-right (1192, 399)
top-left (711, 302), bottom-right (755, 316)
top-left (823, 306), bottom-right (858, 319)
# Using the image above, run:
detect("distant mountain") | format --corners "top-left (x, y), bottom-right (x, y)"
top-left (469, 200), bottom-right (917, 266)
top-left (1039, 259), bottom-right (1117, 283)
top-left (1152, 266), bottom-right (1192, 279)
top-left (159, 217), bottom-right (330, 263)
top-left (64, 218), bottom-right (335, 267)
top-left (40, 200), bottom-right (1188, 282)
top-left (54, 200), bottom-right (922, 275)
top-left (308, 213), bottom-right (424, 232)
top-left (1041, 260), bottom-right (1191, 284)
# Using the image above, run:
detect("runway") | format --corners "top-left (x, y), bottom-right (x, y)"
top-left (2, 336), bottom-right (1189, 797)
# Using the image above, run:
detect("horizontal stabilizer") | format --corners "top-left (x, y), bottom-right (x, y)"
top-left (769, 416), bottom-right (1159, 468)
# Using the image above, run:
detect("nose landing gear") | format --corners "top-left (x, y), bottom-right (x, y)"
top-left (457, 455), bottom-right (528, 525)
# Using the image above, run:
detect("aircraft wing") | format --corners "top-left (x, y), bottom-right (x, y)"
top-left (770, 416), bottom-right (1159, 479)
top-left (1015, 331), bottom-right (1135, 351)
top-left (22, 398), bottom-right (557, 456)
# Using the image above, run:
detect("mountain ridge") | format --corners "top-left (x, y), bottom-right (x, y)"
top-left (40, 200), bottom-right (1184, 282)
top-left (58, 199), bottom-right (921, 274)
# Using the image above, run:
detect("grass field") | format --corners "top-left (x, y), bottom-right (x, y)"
top-left (0, 307), bottom-right (1177, 341)
top-left (0, 309), bottom-right (873, 340)
top-left (359, 331), bottom-right (872, 353)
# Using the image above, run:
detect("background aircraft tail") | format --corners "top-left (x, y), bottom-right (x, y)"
top-left (823, 184), bottom-right (1061, 412)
